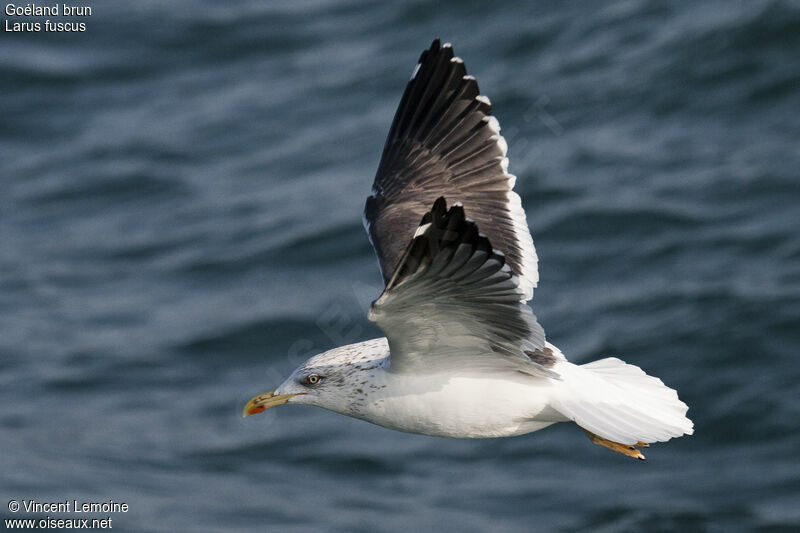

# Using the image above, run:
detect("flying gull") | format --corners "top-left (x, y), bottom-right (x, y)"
top-left (244, 40), bottom-right (693, 459)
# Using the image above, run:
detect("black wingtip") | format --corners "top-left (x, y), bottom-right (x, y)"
top-left (432, 196), bottom-right (447, 215)
top-left (419, 39), bottom-right (443, 64)
top-left (385, 196), bottom-right (510, 291)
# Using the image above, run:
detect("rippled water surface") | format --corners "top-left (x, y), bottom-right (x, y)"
top-left (2, 1), bottom-right (800, 531)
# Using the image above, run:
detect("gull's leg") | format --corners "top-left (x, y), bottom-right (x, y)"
top-left (582, 429), bottom-right (648, 460)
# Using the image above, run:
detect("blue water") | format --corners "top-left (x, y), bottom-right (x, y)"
top-left (2, 1), bottom-right (800, 531)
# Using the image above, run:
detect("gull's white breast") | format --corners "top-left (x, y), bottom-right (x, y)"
top-left (354, 369), bottom-right (566, 438)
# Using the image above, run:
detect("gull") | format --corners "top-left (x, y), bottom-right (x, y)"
top-left (243, 40), bottom-right (693, 459)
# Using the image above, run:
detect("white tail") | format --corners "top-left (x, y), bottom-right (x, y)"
top-left (551, 357), bottom-right (694, 445)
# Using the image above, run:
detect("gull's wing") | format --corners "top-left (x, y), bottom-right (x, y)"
top-left (364, 39), bottom-right (538, 301)
top-left (369, 198), bottom-right (558, 377)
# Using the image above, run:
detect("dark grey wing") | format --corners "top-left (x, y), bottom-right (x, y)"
top-left (364, 39), bottom-right (538, 301)
top-left (369, 198), bottom-right (556, 377)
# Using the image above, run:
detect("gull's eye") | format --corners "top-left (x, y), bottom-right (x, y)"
top-left (305, 374), bottom-right (321, 386)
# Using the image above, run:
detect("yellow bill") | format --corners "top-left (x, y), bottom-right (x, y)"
top-left (242, 390), bottom-right (306, 417)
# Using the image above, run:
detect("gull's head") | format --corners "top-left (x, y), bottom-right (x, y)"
top-left (242, 338), bottom-right (389, 418)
